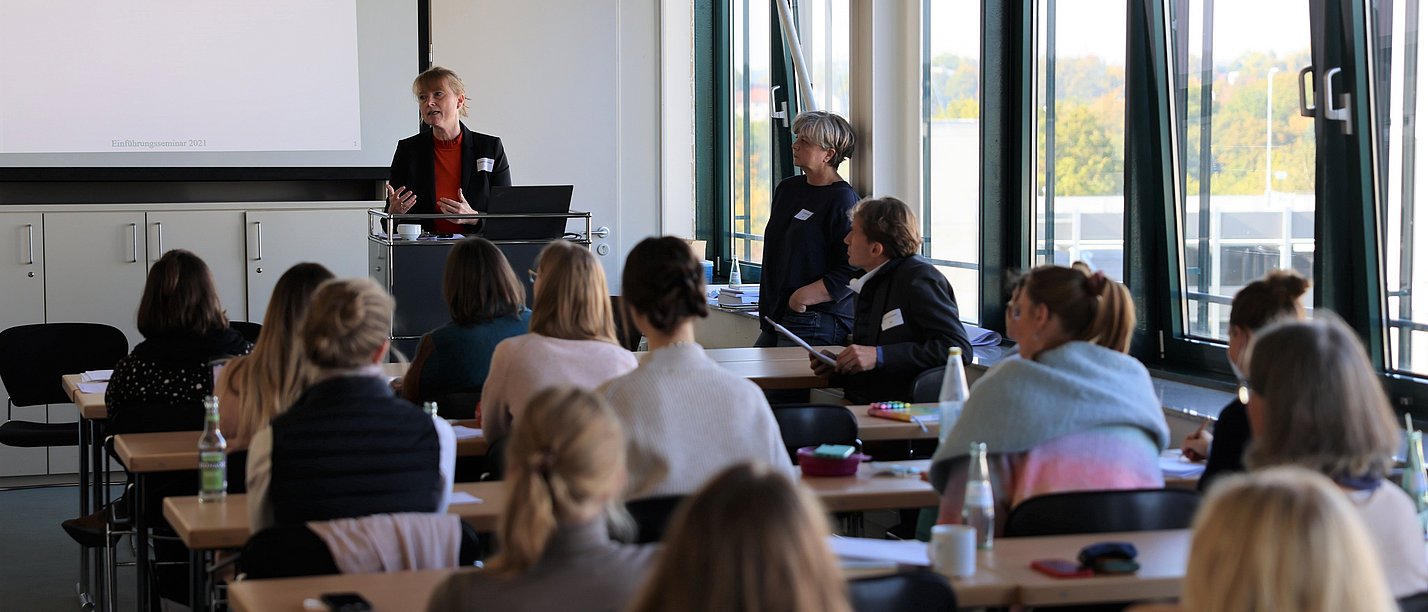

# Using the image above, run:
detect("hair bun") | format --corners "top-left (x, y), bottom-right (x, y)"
top-left (1085, 270), bottom-right (1108, 294)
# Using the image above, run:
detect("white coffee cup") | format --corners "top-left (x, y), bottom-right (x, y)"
top-left (928, 524), bottom-right (977, 577)
top-left (396, 223), bottom-right (422, 240)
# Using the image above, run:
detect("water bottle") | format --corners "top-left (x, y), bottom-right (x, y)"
top-left (1402, 415), bottom-right (1428, 534)
top-left (729, 253), bottom-right (742, 285)
top-left (197, 395), bottom-right (227, 503)
top-left (962, 442), bottom-right (994, 549)
top-left (937, 347), bottom-right (970, 443)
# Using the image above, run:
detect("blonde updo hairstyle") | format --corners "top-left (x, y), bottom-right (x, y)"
top-left (300, 278), bottom-right (395, 370)
top-left (486, 387), bottom-right (627, 576)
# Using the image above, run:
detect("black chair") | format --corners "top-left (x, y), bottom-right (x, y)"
top-left (229, 321), bottom-right (263, 344)
top-left (433, 390), bottom-right (482, 421)
top-left (910, 367), bottom-right (943, 403)
top-left (848, 570), bottom-right (957, 612)
top-left (0, 323), bottom-right (128, 447)
top-left (1002, 488), bottom-right (1201, 538)
top-left (1400, 591), bottom-right (1428, 612)
top-left (624, 495), bottom-right (686, 544)
top-left (770, 403), bottom-right (860, 462)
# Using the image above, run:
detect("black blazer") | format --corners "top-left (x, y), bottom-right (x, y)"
top-left (838, 255), bottom-right (973, 403)
top-left (388, 122), bottom-right (512, 219)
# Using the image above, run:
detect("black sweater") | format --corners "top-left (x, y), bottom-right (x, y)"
top-left (757, 176), bottom-right (860, 331)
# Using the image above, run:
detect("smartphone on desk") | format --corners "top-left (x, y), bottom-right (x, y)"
top-left (1030, 559), bottom-right (1094, 579)
top-left (320, 592), bottom-right (372, 612)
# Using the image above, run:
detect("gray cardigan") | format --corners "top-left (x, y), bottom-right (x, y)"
top-left (425, 520), bottom-right (655, 612)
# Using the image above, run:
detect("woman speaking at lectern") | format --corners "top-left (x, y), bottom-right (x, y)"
top-left (386, 67), bottom-right (512, 235)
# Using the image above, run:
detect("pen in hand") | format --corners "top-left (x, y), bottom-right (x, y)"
top-left (1181, 417), bottom-right (1212, 462)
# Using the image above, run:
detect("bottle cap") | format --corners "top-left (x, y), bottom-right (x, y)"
top-left (949, 347), bottom-right (962, 357)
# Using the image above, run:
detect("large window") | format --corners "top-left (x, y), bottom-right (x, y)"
top-left (731, 0), bottom-right (776, 265)
top-left (924, 0), bottom-right (982, 323)
top-left (801, 0), bottom-right (850, 117)
top-left (1033, 0), bottom-right (1127, 281)
top-left (1171, 0), bottom-right (1315, 342)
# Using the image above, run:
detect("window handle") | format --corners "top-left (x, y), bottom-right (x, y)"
top-left (771, 85), bottom-right (789, 128)
top-left (1297, 66), bottom-right (1316, 118)
top-left (1322, 67), bottom-right (1352, 134)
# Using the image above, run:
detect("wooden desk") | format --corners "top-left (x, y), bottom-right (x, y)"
top-left (112, 426), bottom-right (489, 475)
top-left (853, 406), bottom-right (940, 442)
top-left (223, 530), bottom-right (1188, 611)
top-left (62, 373), bottom-right (107, 420)
top-left (163, 461), bottom-right (934, 552)
top-left (702, 346), bottom-right (839, 363)
top-left (718, 359), bottom-right (829, 390)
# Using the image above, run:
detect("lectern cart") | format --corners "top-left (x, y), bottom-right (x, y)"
top-left (368, 209), bottom-right (594, 358)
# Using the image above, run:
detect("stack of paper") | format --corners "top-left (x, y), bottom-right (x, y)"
top-left (828, 536), bottom-right (930, 567)
top-left (451, 425), bottom-right (483, 440)
top-left (81, 370), bottom-right (113, 383)
top-left (718, 285), bottom-right (760, 307)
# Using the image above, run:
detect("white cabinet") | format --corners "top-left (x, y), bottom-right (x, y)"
top-left (245, 208), bottom-right (370, 322)
top-left (147, 210), bottom-right (248, 323)
top-left (44, 211), bottom-right (149, 348)
top-left (0, 213), bottom-right (49, 477)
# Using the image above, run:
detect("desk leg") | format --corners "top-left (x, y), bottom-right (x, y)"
top-left (135, 474), bottom-right (149, 612)
top-left (189, 549), bottom-right (208, 612)
top-left (91, 421), bottom-right (107, 611)
top-left (78, 418), bottom-right (90, 601)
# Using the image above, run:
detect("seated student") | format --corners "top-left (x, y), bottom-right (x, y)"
top-left (402, 237), bottom-right (531, 411)
top-left (216, 263), bottom-right (334, 449)
top-left (598, 237), bottom-right (794, 499)
top-left (106, 249), bottom-right (252, 433)
top-left (1131, 467), bottom-right (1397, 612)
top-left (482, 240), bottom-right (637, 442)
top-left (246, 278), bottom-right (455, 533)
top-left (1242, 316), bottom-right (1428, 598)
top-left (425, 387), bottom-right (655, 612)
top-left (629, 462), bottom-right (851, 612)
top-left (1180, 270), bottom-right (1308, 490)
top-left (808, 196), bottom-right (971, 403)
top-left (929, 265), bottom-right (1169, 531)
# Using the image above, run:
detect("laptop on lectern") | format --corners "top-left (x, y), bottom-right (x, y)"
top-left (482, 185), bottom-right (575, 241)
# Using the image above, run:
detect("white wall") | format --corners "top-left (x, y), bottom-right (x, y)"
top-left (432, 0), bottom-right (690, 291)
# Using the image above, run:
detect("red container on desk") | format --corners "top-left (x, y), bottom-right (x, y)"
top-left (797, 446), bottom-right (872, 477)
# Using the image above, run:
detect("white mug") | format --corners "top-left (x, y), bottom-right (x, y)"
top-left (928, 524), bottom-right (977, 577)
top-left (396, 223), bottom-right (422, 240)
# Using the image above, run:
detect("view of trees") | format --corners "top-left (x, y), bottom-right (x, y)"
top-left (928, 48), bottom-right (1315, 196)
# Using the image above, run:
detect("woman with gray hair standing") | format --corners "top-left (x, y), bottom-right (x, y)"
top-left (755, 111), bottom-right (861, 348)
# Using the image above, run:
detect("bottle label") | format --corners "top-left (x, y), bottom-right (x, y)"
top-left (199, 452), bottom-right (226, 491)
top-left (965, 481), bottom-right (993, 508)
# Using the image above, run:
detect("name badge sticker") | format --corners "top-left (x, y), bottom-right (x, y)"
top-left (794, 208), bottom-right (814, 221)
top-left (477, 157), bottom-right (495, 172)
top-left (881, 308), bottom-right (905, 331)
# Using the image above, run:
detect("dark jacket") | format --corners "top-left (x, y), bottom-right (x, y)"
top-left (105, 327), bottom-right (252, 434)
top-left (758, 176), bottom-right (860, 332)
top-left (388, 122), bottom-right (512, 220)
top-left (838, 255), bottom-right (972, 403)
top-left (268, 375), bottom-right (441, 526)
top-left (1198, 397), bottom-right (1250, 491)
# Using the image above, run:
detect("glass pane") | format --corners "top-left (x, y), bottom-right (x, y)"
top-left (731, 0), bottom-right (774, 264)
top-left (926, 0), bottom-right (982, 323)
top-left (804, 0), bottom-right (850, 116)
top-left (1172, 0), bottom-right (1314, 341)
top-left (1033, 0), bottom-right (1127, 283)
top-left (1377, 0), bottom-right (1428, 374)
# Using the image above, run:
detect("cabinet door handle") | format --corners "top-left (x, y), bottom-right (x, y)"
top-left (23, 223), bottom-right (34, 265)
top-left (128, 223), bottom-right (138, 263)
top-left (154, 221), bottom-right (163, 259)
top-left (254, 221), bottom-right (263, 261)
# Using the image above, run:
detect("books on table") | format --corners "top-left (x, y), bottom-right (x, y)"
top-left (717, 285), bottom-right (760, 307)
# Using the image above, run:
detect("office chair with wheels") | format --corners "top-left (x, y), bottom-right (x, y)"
top-left (848, 570), bottom-right (957, 612)
top-left (1002, 488), bottom-right (1201, 538)
top-left (770, 404), bottom-right (860, 463)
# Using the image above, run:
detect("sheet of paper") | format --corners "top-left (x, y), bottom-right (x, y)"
top-left (763, 316), bottom-right (837, 366)
top-left (451, 425), bottom-right (483, 440)
top-left (81, 369), bottom-right (113, 382)
top-left (449, 492), bottom-right (483, 505)
top-left (77, 382), bottom-right (108, 395)
top-left (1159, 449), bottom-right (1206, 479)
top-left (828, 536), bottom-right (930, 567)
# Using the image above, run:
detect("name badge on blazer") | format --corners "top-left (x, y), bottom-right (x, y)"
top-left (794, 208), bottom-right (814, 221)
top-left (881, 308), bottom-right (905, 331)
top-left (477, 157), bottom-right (495, 172)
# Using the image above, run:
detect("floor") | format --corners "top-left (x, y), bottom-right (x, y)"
top-left (0, 483), bottom-right (136, 612)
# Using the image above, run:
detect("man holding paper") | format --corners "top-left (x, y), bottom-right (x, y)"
top-left (810, 197), bottom-right (972, 403)
top-left (386, 67), bottom-right (512, 235)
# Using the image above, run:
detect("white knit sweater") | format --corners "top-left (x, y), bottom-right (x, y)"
top-left (481, 333), bottom-right (638, 442)
top-left (598, 343), bottom-right (796, 499)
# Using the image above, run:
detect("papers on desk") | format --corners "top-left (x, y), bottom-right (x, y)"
top-left (764, 316), bottom-right (837, 367)
top-left (829, 536), bottom-right (930, 567)
top-left (77, 382), bottom-right (108, 395)
top-left (451, 425), bottom-right (483, 440)
top-left (718, 285), bottom-right (760, 306)
top-left (449, 492), bottom-right (483, 505)
top-left (1160, 449), bottom-right (1207, 479)
top-left (963, 324), bottom-right (1003, 347)
top-left (82, 370), bottom-right (113, 382)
